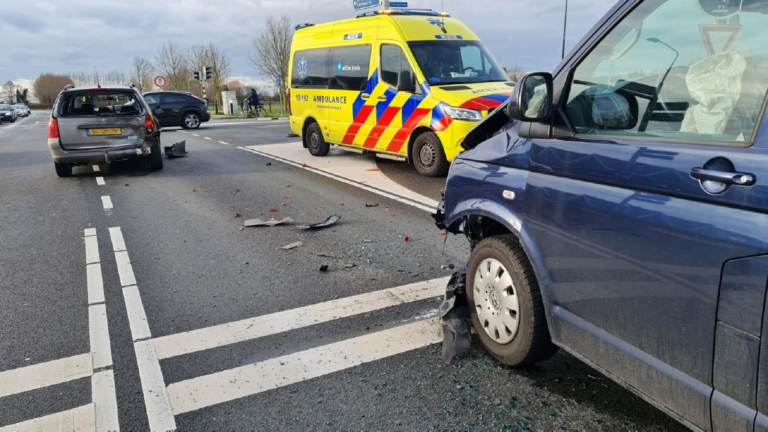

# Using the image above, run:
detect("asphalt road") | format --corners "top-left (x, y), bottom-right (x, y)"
top-left (0, 113), bottom-right (687, 431)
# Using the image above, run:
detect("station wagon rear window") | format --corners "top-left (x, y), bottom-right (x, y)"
top-left (57, 91), bottom-right (143, 117)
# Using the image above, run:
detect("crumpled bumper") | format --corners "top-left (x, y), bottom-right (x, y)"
top-left (48, 139), bottom-right (150, 164)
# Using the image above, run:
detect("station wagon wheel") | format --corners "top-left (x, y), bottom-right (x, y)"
top-left (306, 122), bottom-right (330, 157)
top-left (412, 132), bottom-right (449, 177)
top-left (183, 112), bottom-right (201, 129)
top-left (467, 235), bottom-right (558, 366)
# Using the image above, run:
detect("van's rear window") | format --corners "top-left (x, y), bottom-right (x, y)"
top-left (58, 91), bottom-right (143, 117)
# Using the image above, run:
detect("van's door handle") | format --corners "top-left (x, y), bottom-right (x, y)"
top-left (361, 93), bottom-right (371, 100)
top-left (690, 168), bottom-right (755, 186)
top-left (377, 96), bottom-right (388, 101)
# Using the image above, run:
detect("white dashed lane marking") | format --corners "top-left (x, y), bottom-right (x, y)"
top-left (101, 196), bottom-right (113, 210)
top-left (96, 176), bottom-right (105, 186)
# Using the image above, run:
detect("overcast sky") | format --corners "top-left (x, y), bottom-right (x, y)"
top-left (0, 0), bottom-right (616, 89)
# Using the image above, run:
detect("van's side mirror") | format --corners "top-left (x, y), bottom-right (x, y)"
top-left (397, 71), bottom-right (416, 93)
top-left (507, 72), bottom-right (553, 122)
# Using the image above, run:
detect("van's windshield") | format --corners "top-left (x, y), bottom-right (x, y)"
top-left (408, 41), bottom-right (508, 85)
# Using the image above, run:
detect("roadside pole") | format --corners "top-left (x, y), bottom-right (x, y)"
top-left (277, 75), bottom-right (284, 118)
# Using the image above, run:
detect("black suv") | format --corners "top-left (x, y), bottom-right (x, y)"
top-left (143, 91), bottom-right (210, 129)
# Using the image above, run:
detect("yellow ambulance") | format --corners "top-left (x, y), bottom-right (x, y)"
top-left (288, 9), bottom-right (514, 177)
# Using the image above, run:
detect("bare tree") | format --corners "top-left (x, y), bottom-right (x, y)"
top-left (33, 73), bottom-right (74, 104)
top-left (248, 15), bottom-right (293, 110)
top-left (2, 81), bottom-right (15, 103)
top-left (504, 66), bottom-right (525, 83)
top-left (131, 57), bottom-right (155, 93)
top-left (155, 41), bottom-right (189, 91)
top-left (206, 42), bottom-right (231, 113)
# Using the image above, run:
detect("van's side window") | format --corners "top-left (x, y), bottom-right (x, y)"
top-left (565, 0), bottom-right (768, 144)
top-left (330, 45), bottom-right (371, 91)
top-left (381, 45), bottom-right (413, 89)
top-left (291, 48), bottom-right (329, 88)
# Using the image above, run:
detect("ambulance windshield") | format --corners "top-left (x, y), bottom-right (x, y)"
top-left (408, 41), bottom-right (508, 85)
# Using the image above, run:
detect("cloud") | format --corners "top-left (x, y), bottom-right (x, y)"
top-left (0, 0), bottom-right (615, 84)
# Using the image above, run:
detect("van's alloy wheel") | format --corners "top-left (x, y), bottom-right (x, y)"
top-left (467, 235), bottom-right (558, 366)
top-left (183, 113), bottom-right (200, 129)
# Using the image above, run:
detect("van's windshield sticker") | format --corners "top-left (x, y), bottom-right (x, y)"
top-left (344, 33), bottom-right (363, 41)
top-left (298, 58), bottom-right (308, 79)
top-left (337, 63), bottom-right (362, 72)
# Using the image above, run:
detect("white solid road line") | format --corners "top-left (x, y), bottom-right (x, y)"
top-left (84, 228), bottom-right (96, 237)
top-left (135, 340), bottom-right (176, 431)
top-left (0, 353), bottom-right (92, 398)
top-left (92, 370), bottom-right (119, 432)
top-left (0, 403), bottom-right (95, 432)
top-left (86, 264), bottom-right (105, 305)
top-left (206, 120), bottom-right (288, 127)
top-left (85, 236), bottom-right (99, 265)
top-left (108, 227), bottom-right (176, 431)
top-left (114, 251), bottom-right (137, 287)
top-left (152, 276), bottom-right (449, 359)
top-left (89, 304), bottom-right (113, 370)
top-left (108, 227), bottom-right (126, 252)
top-left (96, 176), bottom-right (105, 186)
top-left (123, 286), bottom-right (152, 341)
top-left (167, 318), bottom-right (441, 415)
top-left (239, 147), bottom-right (435, 213)
top-left (101, 196), bottom-right (113, 210)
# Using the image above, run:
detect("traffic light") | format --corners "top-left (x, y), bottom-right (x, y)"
top-left (193, 71), bottom-right (200, 81)
top-left (205, 66), bottom-right (212, 81)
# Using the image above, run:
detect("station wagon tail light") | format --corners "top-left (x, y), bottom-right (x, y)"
top-left (48, 117), bottom-right (59, 139)
top-left (144, 114), bottom-right (156, 134)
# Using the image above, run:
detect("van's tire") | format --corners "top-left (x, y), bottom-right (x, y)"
top-left (181, 112), bottom-right (201, 129)
top-left (149, 143), bottom-right (163, 170)
top-left (54, 161), bottom-right (72, 177)
top-left (412, 132), bottom-right (449, 177)
top-left (467, 235), bottom-right (558, 366)
top-left (306, 123), bottom-right (329, 157)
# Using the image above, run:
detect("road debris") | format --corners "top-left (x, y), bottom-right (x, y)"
top-left (316, 253), bottom-right (336, 258)
top-left (269, 208), bottom-right (279, 213)
top-left (404, 236), bottom-right (412, 242)
top-left (244, 217), bottom-right (293, 227)
top-left (440, 267), bottom-right (471, 363)
top-left (344, 264), bottom-right (357, 268)
top-left (266, 162), bottom-right (272, 166)
top-left (319, 265), bottom-right (329, 272)
top-left (234, 213), bottom-right (241, 218)
top-left (279, 241), bottom-right (302, 250)
top-left (164, 141), bottom-right (188, 158)
top-left (365, 203), bottom-right (379, 208)
top-left (298, 215), bottom-right (341, 230)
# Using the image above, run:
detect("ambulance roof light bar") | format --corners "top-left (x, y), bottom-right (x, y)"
top-left (355, 9), bottom-right (447, 18)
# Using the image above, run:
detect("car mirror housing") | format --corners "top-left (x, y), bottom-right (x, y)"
top-left (397, 71), bottom-right (416, 93)
top-left (507, 72), bottom-right (554, 122)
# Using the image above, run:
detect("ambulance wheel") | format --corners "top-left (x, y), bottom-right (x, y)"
top-left (306, 123), bottom-right (329, 157)
top-left (412, 132), bottom-right (449, 177)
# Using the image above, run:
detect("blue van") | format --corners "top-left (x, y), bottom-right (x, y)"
top-left (437, 0), bottom-right (768, 430)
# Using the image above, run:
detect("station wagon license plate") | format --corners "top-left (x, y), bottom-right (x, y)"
top-left (87, 128), bottom-right (121, 136)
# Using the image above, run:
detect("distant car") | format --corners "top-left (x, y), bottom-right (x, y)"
top-left (13, 105), bottom-right (26, 117)
top-left (142, 91), bottom-right (210, 129)
top-left (47, 85), bottom-right (163, 177)
top-left (0, 104), bottom-right (17, 122)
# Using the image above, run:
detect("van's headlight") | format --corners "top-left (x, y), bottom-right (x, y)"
top-left (443, 106), bottom-right (482, 121)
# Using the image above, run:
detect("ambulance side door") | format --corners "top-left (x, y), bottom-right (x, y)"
top-left (372, 42), bottom-right (425, 155)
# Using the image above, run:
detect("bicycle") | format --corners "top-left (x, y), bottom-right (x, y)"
top-left (244, 103), bottom-right (267, 119)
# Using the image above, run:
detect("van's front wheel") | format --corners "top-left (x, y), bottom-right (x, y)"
top-left (306, 123), bottom-right (329, 157)
top-left (412, 132), bottom-right (449, 177)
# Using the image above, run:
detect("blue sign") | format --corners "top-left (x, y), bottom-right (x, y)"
top-left (436, 35), bottom-right (463, 40)
top-left (390, 1), bottom-right (408, 7)
top-left (344, 33), bottom-right (363, 41)
top-left (353, 0), bottom-right (380, 10)
top-left (276, 75), bottom-right (281, 85)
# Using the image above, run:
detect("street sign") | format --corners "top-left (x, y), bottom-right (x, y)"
top-left (390, 1), bottom-right (408, 7)
top-left (276, 75), bottom-right (281, 85)
top-left (353, 0), bottom-right (380, 10)
top-left (154, 76), bottom-right (166, 88)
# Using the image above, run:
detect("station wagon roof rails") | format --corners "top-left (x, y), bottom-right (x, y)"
top-left (295, 23), bottom-right (315, 30)
top-left (356, 9), bottom-right (446, 18)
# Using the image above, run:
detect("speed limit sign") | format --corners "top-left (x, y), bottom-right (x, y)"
top-left (154, 76), bottom-right (167, 88)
